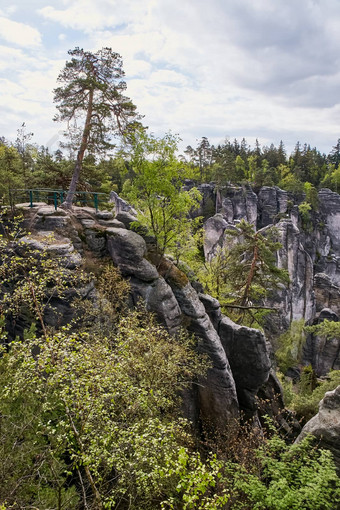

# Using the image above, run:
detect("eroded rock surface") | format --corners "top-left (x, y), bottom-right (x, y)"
top-left (13, 200), bottom-right (281, 431)
top-left (296, 385), bottom-right (340, 471)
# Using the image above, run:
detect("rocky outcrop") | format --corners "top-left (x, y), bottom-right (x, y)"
top-left (106, 229), bottom-right (240, 429)
top-left (296, 385), bottom-right (340, 472)
top-left (303, 308), bottom-right (340, 377)
top-left (203, 214), bottom-right (229, 261)
top-left (273, 219), bottom-right (315, 329)
top-left (257, 187), bottom-right (288, 229)
top-left (12, 202), bottom-right (279, 432)
top-left (203, 214), bottom-right (315, 335)
top-left (200, 293), bottom-right (271, 418)
top-left (218, 185), bottom-right (258, 225)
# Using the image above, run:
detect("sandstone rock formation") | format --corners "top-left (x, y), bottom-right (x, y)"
top-left (10, 201), bottom-right (278, 432)
top-left (12, 183), bottom-right (340, 430)
top-left (296, 385), bottom-right (340, 472)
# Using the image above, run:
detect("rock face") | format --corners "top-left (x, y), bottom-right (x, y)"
top-left (303, 308), bottom-right (340, 377)
top-left (201, 185), bottom-right (340, 375)
top-left (296, 385), bottom-right (340, 472)
top-left (200, 294), bottom-right (271, 418)
top-left (12, 202), bottom-right (278, 432)
top-left (15, 184), bottom-right (340, 429)
top-left (218, 185), bottom-right (258, 225)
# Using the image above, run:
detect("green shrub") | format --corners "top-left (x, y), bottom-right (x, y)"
top-left (223, 433), bottom-right (340, 509)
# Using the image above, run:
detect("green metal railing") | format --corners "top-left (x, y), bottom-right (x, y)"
top-left (9, 189), bottom-right (108, 212)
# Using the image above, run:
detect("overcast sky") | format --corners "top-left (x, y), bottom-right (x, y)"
top-left (1, 0), bottom-right (340, 156)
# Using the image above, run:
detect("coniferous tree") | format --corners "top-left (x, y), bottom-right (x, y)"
top-left (53, 47), bottom-right (141, 208)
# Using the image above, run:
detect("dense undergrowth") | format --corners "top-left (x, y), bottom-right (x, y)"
top-left (0, 211), bottom-right (339, 509)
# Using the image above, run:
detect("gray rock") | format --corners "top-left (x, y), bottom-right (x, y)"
top-left (34, 215), bottom-right (70, 230)
top-left (97, 218), bottom-right (125, 228)
top-left (303, 307), bottom-right (340, 376)
top-left (296, 385), bottom-right (340, 472)
top-left (258, 187), bottom-right (288, 228)
top-left (37, 206), bottom-right (68, 217)
top-left (107, 228), bottom-right (159, 282)
top-left (218, 316), bottom-right (271, 416)
top-left (218, 185), bottom-right (258, 225)
top-left (314, 273), bottom-right (340, 317)
top-left (115, 211), bottom-right (138, 228)
top-left (199, 293), bottom-right (222, 329)
top-left (95, 210), bottom-right (114, 220)
top-left (203, 214), bottom-right (229, 261)
top-left (319, 189), bottom-right (340, 252)
top-left (129, 276), bottom-right (182, 334)
top-left (109, 191), bottom-right (137, 216)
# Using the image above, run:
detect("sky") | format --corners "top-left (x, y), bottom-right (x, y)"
top-left (1, 0), bottom-right (340, 156)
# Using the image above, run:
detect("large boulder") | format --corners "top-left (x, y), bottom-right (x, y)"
top-left (107, 228), bottom-right (159, 282)
top-left (296, 385), bottom-right (340, 472)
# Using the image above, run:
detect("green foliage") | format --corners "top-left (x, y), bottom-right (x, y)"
top-left (0, 144), bottom-right (24, 204)
top-left (160, 449), bottom-right (229, 509)
top-left (0, 215), bottom-right (87, 339)
top-left (304, 182), bottom-right (319, 210)
top-left (0, 309), bottom-right (211, 509)
top-left (279, 369), bottom-right (340, 423)
top-left (223, 433), bottom-right (340, 509)
top-left (305, 318), bottom-right (340, 339)
top-left (277, 319), bottom-right (340, 421)
top-left (200, 220), bottom-right (289, 326)
top-left (276, 320), bottom-right (306, 373)
top-left (298, 201), bottom-right (312, 232)
top-left (124, 130), bottom-right (202, 260)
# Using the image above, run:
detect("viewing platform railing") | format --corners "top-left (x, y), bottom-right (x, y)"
top-left (9, 189), bottom-right (109, 212)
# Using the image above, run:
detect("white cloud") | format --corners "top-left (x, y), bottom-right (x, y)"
top-left (0, 16), bottom-right (41, 47)
top-left (0, 0), bottom-right (339, 155)
top-left (38, 0), bottom-right (148, 31)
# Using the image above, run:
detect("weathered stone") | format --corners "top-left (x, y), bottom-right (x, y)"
top-left (171, 282), bottom-right (207, 318)
top-left (15, 234), bottom-right (82, 269)
top-left (218, 185), bottom-right (258, 225)
top-left (115, 211), bottom-right (138, 228)
top-left (109, 190), bottom-right (137, 216)
top-left (266, 219), bottom-right (315, 332)
top-left (34, 215), bottom-right (70, 230)
top-left (95, 210), bottom-right (114, 220)
top-left (296, 385), bottom-right (340, 472)
top-left (37, 206), bottom-right (68, 217)
top-left (199, 293), bottom-right (222, 330)
top-left (303, 308), bottom-right (340, 376)
top-left (314, 273), bottom-right (340, 316)
top-left (319, 189), bottom-right (340, 252)
top-left (163, 279), bottom-right (239, 427)
top-left (218, 316), bottom-right (271, 416)
top-left (97, 218), bottom-right (125, 228)
top-left (257, 186), bottom-right (288, 229)
top-left (129, 276), bottom-right (182, 333)
top-left (107, 228), bottom-right (159, 282)
top-left (203, 214), bottom-right (229, 261)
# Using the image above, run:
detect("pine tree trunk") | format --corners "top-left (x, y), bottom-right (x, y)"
top-left (62, 89), bottom-right (94, 209)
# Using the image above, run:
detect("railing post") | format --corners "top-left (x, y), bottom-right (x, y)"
top-left (53, 192), bottom-right (58, 210)
top-left (60, 191), bottom-right (64, 204)
top-left (94, 193), bottom-right (98, 212)
top-left (29, 190), bottom-right (33, 208)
